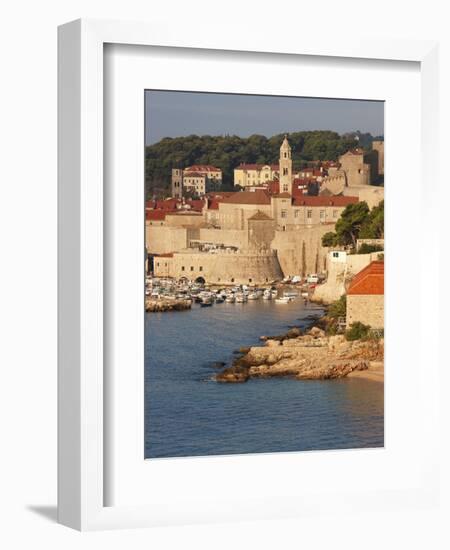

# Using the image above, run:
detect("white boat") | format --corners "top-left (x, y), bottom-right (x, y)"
top-left (225, 295), bottom-right (235, 303)
top-left (247, 292), bottom-right (259, 300)
top-left (271, 289), bottom-right (278, 297)
top-left (235, 293), bottom-right (247, 303)
top-left (262, 290), bottom-right (272, 300)
top-left (275, 296), bottom-right (292, 304)
top-left (283, 291), bottom-right (298, 298)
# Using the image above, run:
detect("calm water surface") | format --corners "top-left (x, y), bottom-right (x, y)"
top-left (144, 299), bottom-right (384, 458)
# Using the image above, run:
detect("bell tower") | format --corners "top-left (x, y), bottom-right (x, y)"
top-left (279, 134), bottom-right (292, 194)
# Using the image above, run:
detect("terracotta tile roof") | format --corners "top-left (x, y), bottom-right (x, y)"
top-left (147, 198), bottom-right (179, 210)
top-left (184, 165), bottom-right (221, 173)
top-left (165, 211), bottom-right (203, 216)
top-left (292, 196), bottom-right (358, 207)
top-left (272, 192), bottom-right (292, 199)
top-left (221, 190), bottom-right (271, 205)
top-left (248, 210), bottom-right (273, 221)
top-left (146, 210), bottom-right (166, 221)
top-left (347, 261), bottom-right (384, 295)
top-left (185, 199), bottom-right (204, 211)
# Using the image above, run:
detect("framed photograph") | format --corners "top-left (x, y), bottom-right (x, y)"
top-left (58, 19), bottom-right (440, 530)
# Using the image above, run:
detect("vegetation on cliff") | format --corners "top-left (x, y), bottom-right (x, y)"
top-left (145, 131), bottom-right (361, 198)
top-left (321, 200), bottom-right (384, 248)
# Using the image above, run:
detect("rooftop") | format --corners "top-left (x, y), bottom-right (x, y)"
top-left (347, 261), bottom-right (384, 296)
top-left (184, 165), bottom-right (221, 173)
top-left (220, 190), bottom-right (271, 206)
top-left (293, 196), bottom-right (359, 207)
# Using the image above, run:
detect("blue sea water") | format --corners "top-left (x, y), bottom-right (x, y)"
top-left (144, 299), bottom-right (384, 459)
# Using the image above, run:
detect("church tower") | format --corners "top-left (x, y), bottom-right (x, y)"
top-left (279, 135), bottom-right (292, 194)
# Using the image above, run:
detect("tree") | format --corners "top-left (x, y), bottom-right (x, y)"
top-left (359, 200), bottom-right (384, 239)
top-left (334, 202), bottom-right (370, 247)
top-left (145, 130), bottom-right (363, 197)
top-left (321, 200), bottom-right (384, 249)
top-left (322, 231), bottom-right (339, 247)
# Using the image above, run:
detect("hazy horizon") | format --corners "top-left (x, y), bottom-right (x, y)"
top-left (145, 90), bottom-right (384, 145)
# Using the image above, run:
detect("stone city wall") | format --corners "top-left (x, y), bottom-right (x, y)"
top-left (154, 250), bottom-right (283, 285)
top-left (313, 251), bottom-right (384, 303)
top-left (271, 225), bottom-right (333, 277)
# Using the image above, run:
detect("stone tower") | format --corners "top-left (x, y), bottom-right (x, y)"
top-left (171, 168), bottom-right (183, 198)
top-left (279, 135), bottom-right (292, 194)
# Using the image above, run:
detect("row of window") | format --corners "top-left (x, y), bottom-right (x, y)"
top-left (180, 266), bottom-right (203, 272)
top-left (280, 209), bottom-right (340, 219)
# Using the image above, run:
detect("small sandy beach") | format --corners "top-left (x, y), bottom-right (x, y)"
top-left (347, 361), bottom-right (384, 383)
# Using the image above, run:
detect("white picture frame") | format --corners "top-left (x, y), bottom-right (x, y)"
top-left (58, 18), bottom-right (440, 531)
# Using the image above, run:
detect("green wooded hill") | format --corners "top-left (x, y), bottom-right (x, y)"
top-left (145, 131), bottom-right (376, 198)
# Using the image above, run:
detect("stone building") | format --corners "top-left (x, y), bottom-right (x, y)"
top-left (171, 164), bottom-right (222, 197)
top-left (346, 261), bottom-right (384, 329)
top-left (279, 135), bottom-right (293, 194)
top-left (234, 163), bottom-right (279, 188)
top-left (372, 140), bottom-right (384, 176)
top-left (339, 148), bottom-right (376, 186)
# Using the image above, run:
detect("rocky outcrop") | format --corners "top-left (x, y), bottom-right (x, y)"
top-left (215, 328), bottom-right (383, 383)
top-left (145, 298), bottom-right (192, 312)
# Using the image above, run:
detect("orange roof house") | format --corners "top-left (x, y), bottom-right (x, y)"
top-left (346, 261), bottom-right (384, 329)
top-left (347, 261), bottom-right (384, 296)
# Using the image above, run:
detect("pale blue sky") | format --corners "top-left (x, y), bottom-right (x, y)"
top-left (145, 90), bottom-right (384, 145)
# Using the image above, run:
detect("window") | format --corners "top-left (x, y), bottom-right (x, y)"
top-left (199, 266), bottom-right (203, 271)
top-left (307, 210), bottom-right (312, 219)
top-left (284, 152), bottom-right (287, 158)
top-left (190, 266), bottom-right (194, 271)
top-left (231, 278), bottom-right (234, 283)
top-left (333, 210), bottom-right (338, 218)
top-left (156, 262), bottom-right (160, 267)
top-left (249, 278), bottom-right (252, 283)
top-left (181, 266), bottom-right (185, 271)
top-left (332, 252), bottom-right (339, 258)
top-left (320, 210), bottom-right (325, 220)
top-left (281, 210), bottom-right (287, 218)
top-left (294, 210), bottom-right (299, 218)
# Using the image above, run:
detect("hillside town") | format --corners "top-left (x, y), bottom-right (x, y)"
top-left (145, 135), bottom-right (384, 335)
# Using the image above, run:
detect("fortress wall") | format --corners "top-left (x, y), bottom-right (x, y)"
top-left (313, 251), bottom-right (384, 303)
top-left (198, 227), bottom-right (248, 249)
top-left (164, 213), bottom-right (206, 227)
top-left (156, 251), bottom-right (283, 285)
top-left (146, 225), bottom-right (189, 254)
top-left (271, 225), bottom-right (333, 277)
top-left (344, 185), bottom-right (384, 208)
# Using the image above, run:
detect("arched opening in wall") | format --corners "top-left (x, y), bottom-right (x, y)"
top-left (249, 278), bottom-right (252, 283)
top-left (195, 276), bottom-right (205, 284)
top-left (231, 278), bottom-right (235, 283)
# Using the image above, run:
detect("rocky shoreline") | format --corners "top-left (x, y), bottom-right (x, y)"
top-left (145, 297), bottom-right (192, 312)
top-left (215, 323), bottom-right (383, 383)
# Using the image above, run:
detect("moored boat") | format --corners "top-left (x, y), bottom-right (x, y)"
top-left (275, 296), bottom-right (292, 304)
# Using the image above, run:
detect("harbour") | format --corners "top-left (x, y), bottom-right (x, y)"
top-left (144, 297), bottom-right (384, 459)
